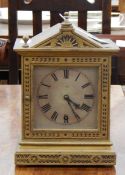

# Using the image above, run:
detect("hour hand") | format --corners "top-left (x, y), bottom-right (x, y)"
top-left (64, 95), bottom-right (80, 109)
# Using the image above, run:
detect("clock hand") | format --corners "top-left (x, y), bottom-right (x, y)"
top-left (64, 95), bottom-right (80, 109)
top-left (64, 95), bottom-right (81, 121)
top-left (64, 95), bottom-right (91, 112)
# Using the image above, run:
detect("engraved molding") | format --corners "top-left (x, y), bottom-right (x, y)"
top-left (15, 152), bottom-right (116, 165)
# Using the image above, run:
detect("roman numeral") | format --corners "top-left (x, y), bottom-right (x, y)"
top-left (64, 69), bottom-right (69, 79)
top-left (51, 111), bottom-right (58, 121)
top-left (41, 83), bottom-right (51, 88)
top-left (81, 103), bottom-right (91, 112)
top-left (81, 82), bottom-right (91, 89)
top-left (64, 115), bottom-right (69, 124)
top-left (75, 72), bottom-right (81, 81)
top-left (41, 103), bottom-right (51, 113)
top-left (51, 73), bottom-right (58, 81)
top-left (38, 95), bottom-right (48, 99)
top-left (84, 94), bottom-right (94, 99)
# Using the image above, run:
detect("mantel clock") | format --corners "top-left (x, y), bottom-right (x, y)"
top-left (14, 13), bottom-right (119, 166)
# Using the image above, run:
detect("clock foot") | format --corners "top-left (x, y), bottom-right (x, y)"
top-left (15, 144), bottom-right (116, 166)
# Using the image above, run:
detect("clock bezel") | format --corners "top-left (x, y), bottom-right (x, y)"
top-left (22, 54), bottom-right (110, 143)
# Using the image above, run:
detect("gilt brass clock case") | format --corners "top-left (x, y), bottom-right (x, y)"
top-left (14, 21), bottom-right (119, 166)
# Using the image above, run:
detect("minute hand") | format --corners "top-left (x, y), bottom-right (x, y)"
top-left (64, 96), bottom-right (81, 121)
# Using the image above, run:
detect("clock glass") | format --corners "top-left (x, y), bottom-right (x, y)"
top-left (32, 66), bottom-right (99, 130)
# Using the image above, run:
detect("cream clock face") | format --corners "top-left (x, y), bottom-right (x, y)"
top-left (32, 66), bottom-right (99, 130)
top-left (37, 69), bottom-right (94, 125)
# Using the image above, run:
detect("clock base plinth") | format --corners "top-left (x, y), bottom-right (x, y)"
top-left (15, 144), bottom-right (116, 166)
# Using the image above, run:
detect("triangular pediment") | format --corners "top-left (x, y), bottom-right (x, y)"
top-left (35, 32), bottom-right (99, 48)
top-left (29, 23), bottom-right (106, 49)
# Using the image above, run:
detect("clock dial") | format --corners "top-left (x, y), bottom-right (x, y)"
top-left (37, 68), bottom-right (95, 125)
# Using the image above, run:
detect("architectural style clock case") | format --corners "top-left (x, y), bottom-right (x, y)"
top-left (14, 15), bottom-right (119, 166)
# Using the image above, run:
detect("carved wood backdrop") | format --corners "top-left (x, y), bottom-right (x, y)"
top-left (0, 0), bottom-right (8, 7)
top-left (8, 0), bottom-right (111, 84)
top-left (119, 0), bottom-right (125, 12)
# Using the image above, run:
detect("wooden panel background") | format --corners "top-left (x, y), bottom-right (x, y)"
top-left (0, 0), bottom-right (8, 7)
top-left (7, 0), bottom-right (111, 84)
top-left (17, 0), bottom-right (102, 11)
top-left (119, 0), bottom-right (125, 12)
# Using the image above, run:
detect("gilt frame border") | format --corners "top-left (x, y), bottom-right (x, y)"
top-left (22, 55), bottom-right (111, 142)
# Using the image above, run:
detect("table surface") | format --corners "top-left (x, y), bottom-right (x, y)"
top-left (0, 85), bottom-right (125, 175)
